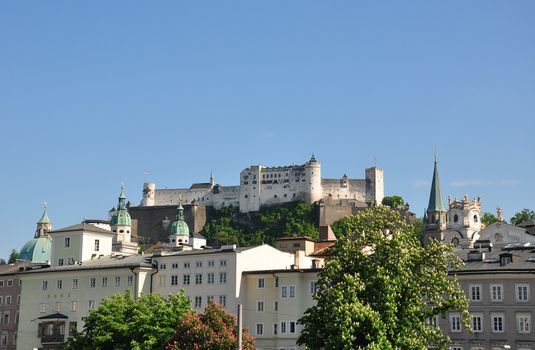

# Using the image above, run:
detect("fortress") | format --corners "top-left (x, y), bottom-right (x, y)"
top-left (141, 155), bottom-right (384, 213)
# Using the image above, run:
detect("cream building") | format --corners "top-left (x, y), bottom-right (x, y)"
top-left (242, 268), bottom-right (320, 350)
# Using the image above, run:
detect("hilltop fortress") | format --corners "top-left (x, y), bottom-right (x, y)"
top-left (141, 155), bottom-right (384, 213)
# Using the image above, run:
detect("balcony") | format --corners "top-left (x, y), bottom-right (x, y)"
top-left (40, 333), bottom-right (65, 344)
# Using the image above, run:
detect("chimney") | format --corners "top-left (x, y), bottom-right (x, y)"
top-left (319, 225), bottom-right (337, 242)
top-left (294, 250), bottom-right (304, 269)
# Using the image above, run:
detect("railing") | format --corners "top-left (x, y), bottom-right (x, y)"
top-left (40, 334), bottom-right (64, 343)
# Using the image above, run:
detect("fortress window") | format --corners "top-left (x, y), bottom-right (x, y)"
top-left (284, 194), bottom-right (287, 197)
top-left (244, 195), bottom-right (248, 198)
top-left (274, 195), bottom-right (277, 198)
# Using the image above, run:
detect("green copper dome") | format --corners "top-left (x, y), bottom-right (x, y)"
top-left (111, 187), bottom-right (132, 226)
top-left (38, 204), bottom-right (51, 224)
top-left (170, 204), bottom-right (189, 237)
top-left (19, 236), bottom-right (52, 263)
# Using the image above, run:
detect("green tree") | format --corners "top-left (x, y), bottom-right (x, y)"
top-left (510, 209), bottom-right (535, 225)
top-left (7, 249), bottom-right (19, 264)
top-left (297, 206), bottom-right (470, 350)
top-left (166, 301), bottom-right (255, 350)
top-left (381, 195), bottom-right (405, 208)
top-left (481, 212), bottom-right (498, 226)
top-left (63, 291), bottom-right (191, 350)
top-left (0, 258), bottom-right (5, 265)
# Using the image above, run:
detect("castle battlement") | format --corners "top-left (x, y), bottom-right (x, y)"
top-left (141, 156), bottom-right (384, 213)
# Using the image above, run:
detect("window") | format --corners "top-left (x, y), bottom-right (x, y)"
top-left (183, 274), bottom-right (190, 285)
top-left (450, 313), bottom-right (461, 332)
top-left (207, 295), bottom-right (214, 303)
top-left (184, 262), bottom-right (190, 268)
top-left (289, 321), bottom-right (296, 334)
top-left (273, 323), bottom-right (278, 335)
top-left (517, 312), bottom-right (531, 333)
top-left (219, 295), bottom-right (227, 307)
top-left (219, 272), bottom-right (227, 284)
top-left (90, 278), bottom-right (96, 288)
top-left (451, 347), bottom-right (463, 350)
top-left (127, 275), bottom-right (133, 286)
top-left (0, 296), bottom-right (2, 304)
top-left (55, 302), bottom-right (61, 312)
top-left (281, 286), bottom-right (288, 298)
top-left (115, 276), bottom-right (121, 287)
top-left (158, 275), bottom-right (166, 286)
top-left (220, 259), bottom-right (227, 267)
top-left (65, 237), bottom-right (70, 247)
top-left (194, 296), bottom-right (202, 308)
top-left (102, 277), bottom-right (108, 287)
top-left (516, 284), bottom-right (529, 302)
top-left (207, 273), bottom-right (214, 284)
top-left (94, 239), bottom-right (100, 251)
top-left (89, 300), bottom-right (95, 309)
top-left (280, 321), bottom-right (287, 334)
top-left (257, 301), bottom-right (264, 312)
top-left (72, 279), bottom-right (78, 289)
top-left (310, 281), bottom-right (318, 294)
top-left (171, 275), bottom-right (178, 286)
top-left (0, 280), bottom-right (3, 287)
top-left (258, 278), bottom-right (265, 288)
top-left (196, 261), bottom-right (203, 268)
top-left (57, 280), bottom-right (63, 290)
top-left (208, 260), bottom-right (215, 267)
top-left (17, 295), bottom-right (20, 305)
top-left (491, 312), bottom-right (504, 332)
top-left (469, 284), bottom-right (481, 301)
top-left (58, 258), bottom-right (64, 266)
top-left (274, 277), bottom-right (279, 288)
top-left (71, 301), bottom-right (77, 312)
top-left (256, 323), bottom-right (264, 336)
top-left (195, 274), bottom-right (203, 285)
top-left (160, 263), bottom-right (166, 270)
top-left (472, 314), bottom-right (483, 332)
top-left (289, 285), bottom-right (296, 298)
top-left (490, 284), bottom-right (503, 302)
top-left (273, 301), bottom-right (278, 311)
top-left (42, 281), bottom-right (48, 291)
top-left (7, 280), bottom-right (12, 287)
top-left (172, 263), bottom-right (178, 269)
top-left (5, 296), bottom-right (11, 305)
top-left (0, 335), bottom-right (5, 346)
top-left (40, 303), bottom-right (46, 313)
top-left (69, 322), bottom-right (77, 335)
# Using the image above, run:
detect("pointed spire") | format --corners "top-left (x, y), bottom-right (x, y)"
top-left (427, 160), bottom-right (446, 213)
top-left (176, 204), bottom-right (185, 221)
top-left (118, 183), bottom-right (126, 210)
top-left (37, 202), bottom-right (51, 224)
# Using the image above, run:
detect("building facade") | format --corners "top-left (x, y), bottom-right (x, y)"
top-left (141, 156), bottom-right (384, 213)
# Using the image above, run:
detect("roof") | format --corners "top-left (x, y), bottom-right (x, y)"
top-left (38, 313), bottom-right (68, 320)
top-left (38, 206), bottom-right (51, 224)
top-left (192, 232), bottom-right (206, 239)
top-left (452, 248), bottom-right (535, 275)
top-left (155, 245), bottom-right (257, 258)
top-left (190, 183), bottom-right (212, 189)
top-left (427, 161), bottom-right (446, 213)
top-left (276, 236), bottom-right (316, 242)
top-left (19, 236), bottom-right (52, 264)
top-left (243, 268), bottom-right (322, 275)
top-left (20, 254), bottom-right (153, 274)
top-left (51, 223), bottom-right (115, 235)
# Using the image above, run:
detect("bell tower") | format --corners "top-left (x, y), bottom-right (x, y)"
top-left (423, 159), bottom-right (447, 245)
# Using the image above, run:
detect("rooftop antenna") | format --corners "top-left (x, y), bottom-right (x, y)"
top-left (144, 170), bottom-right (149, 182)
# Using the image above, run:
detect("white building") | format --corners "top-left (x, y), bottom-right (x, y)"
top-left (151, 244), bottom-right (305, 315)
top-left (141, 156), bottom-right (384, 213)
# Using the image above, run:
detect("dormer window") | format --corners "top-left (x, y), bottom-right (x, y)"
top-left (499, 253), bottom-right (512, 266)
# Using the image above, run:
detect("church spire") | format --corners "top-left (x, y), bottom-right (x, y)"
top-left (36, 202), bottom-right (52, 237)
top-left (427, 159), bottom-right (446, 213)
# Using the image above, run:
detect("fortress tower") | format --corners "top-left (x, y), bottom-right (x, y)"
top-left (142, 182), bottom-right (156, 206)
top-left (304, 155), bottom-right (322, 204)
top-left (365, 167), bottom-right (384, 205)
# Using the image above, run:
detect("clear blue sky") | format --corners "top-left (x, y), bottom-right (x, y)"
top-left (1, 1), bottom-right (534, 260)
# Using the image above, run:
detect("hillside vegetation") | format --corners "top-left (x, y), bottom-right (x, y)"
top-left (202, 202), bottom-right (319, 247)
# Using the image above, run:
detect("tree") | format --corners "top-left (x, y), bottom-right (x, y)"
top-left (481, 212), bottom-right (498, 226)
top-left (63, 291), bottom-right (191, 350)
top-left (297, 206), bottom-right (470, 350)
top-left (0, 258), bottom-right (5, 265)
top-left (381, 195), bottom-right (405, 208)
top-left (7, 249), bottom-right (19, 264)
top-left (510, 209), bottom-right (535, 225)
top-left (166, 301), bottom-right (255, 350)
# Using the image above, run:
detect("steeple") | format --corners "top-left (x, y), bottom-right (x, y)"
top-left (169, 204), bottom-right (190, 246)
top-left (110, 185), bottom-right (132, 227)
top-left (35, 202), bottom-right (52, 237)
top-left (427, 159), bottom-right (446, 214)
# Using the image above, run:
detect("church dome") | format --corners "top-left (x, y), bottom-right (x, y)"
top-left (170, 204), bottom-right (189, 237)
top-left (110, 187), bottom-right (132, 226)
top-left (19, 236), bottom-right (52, 264)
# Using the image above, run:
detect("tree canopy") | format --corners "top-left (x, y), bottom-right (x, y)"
top-left (166, 301), bottom-right (255, 350)
top-left (7, 249), bottom-right (19, 264)
top-left (510, 208), bottom-right (535, 225)
top-left (203, 202), bottom-right (318, 246)
top-left (297, 206), bottom-right (470, 350)
top-left (381, 195), bottom-right (405, 208)
top-left (63, 291), bottom-right (191, 350)
top-left (481, 212), bottom-right (498, 226)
